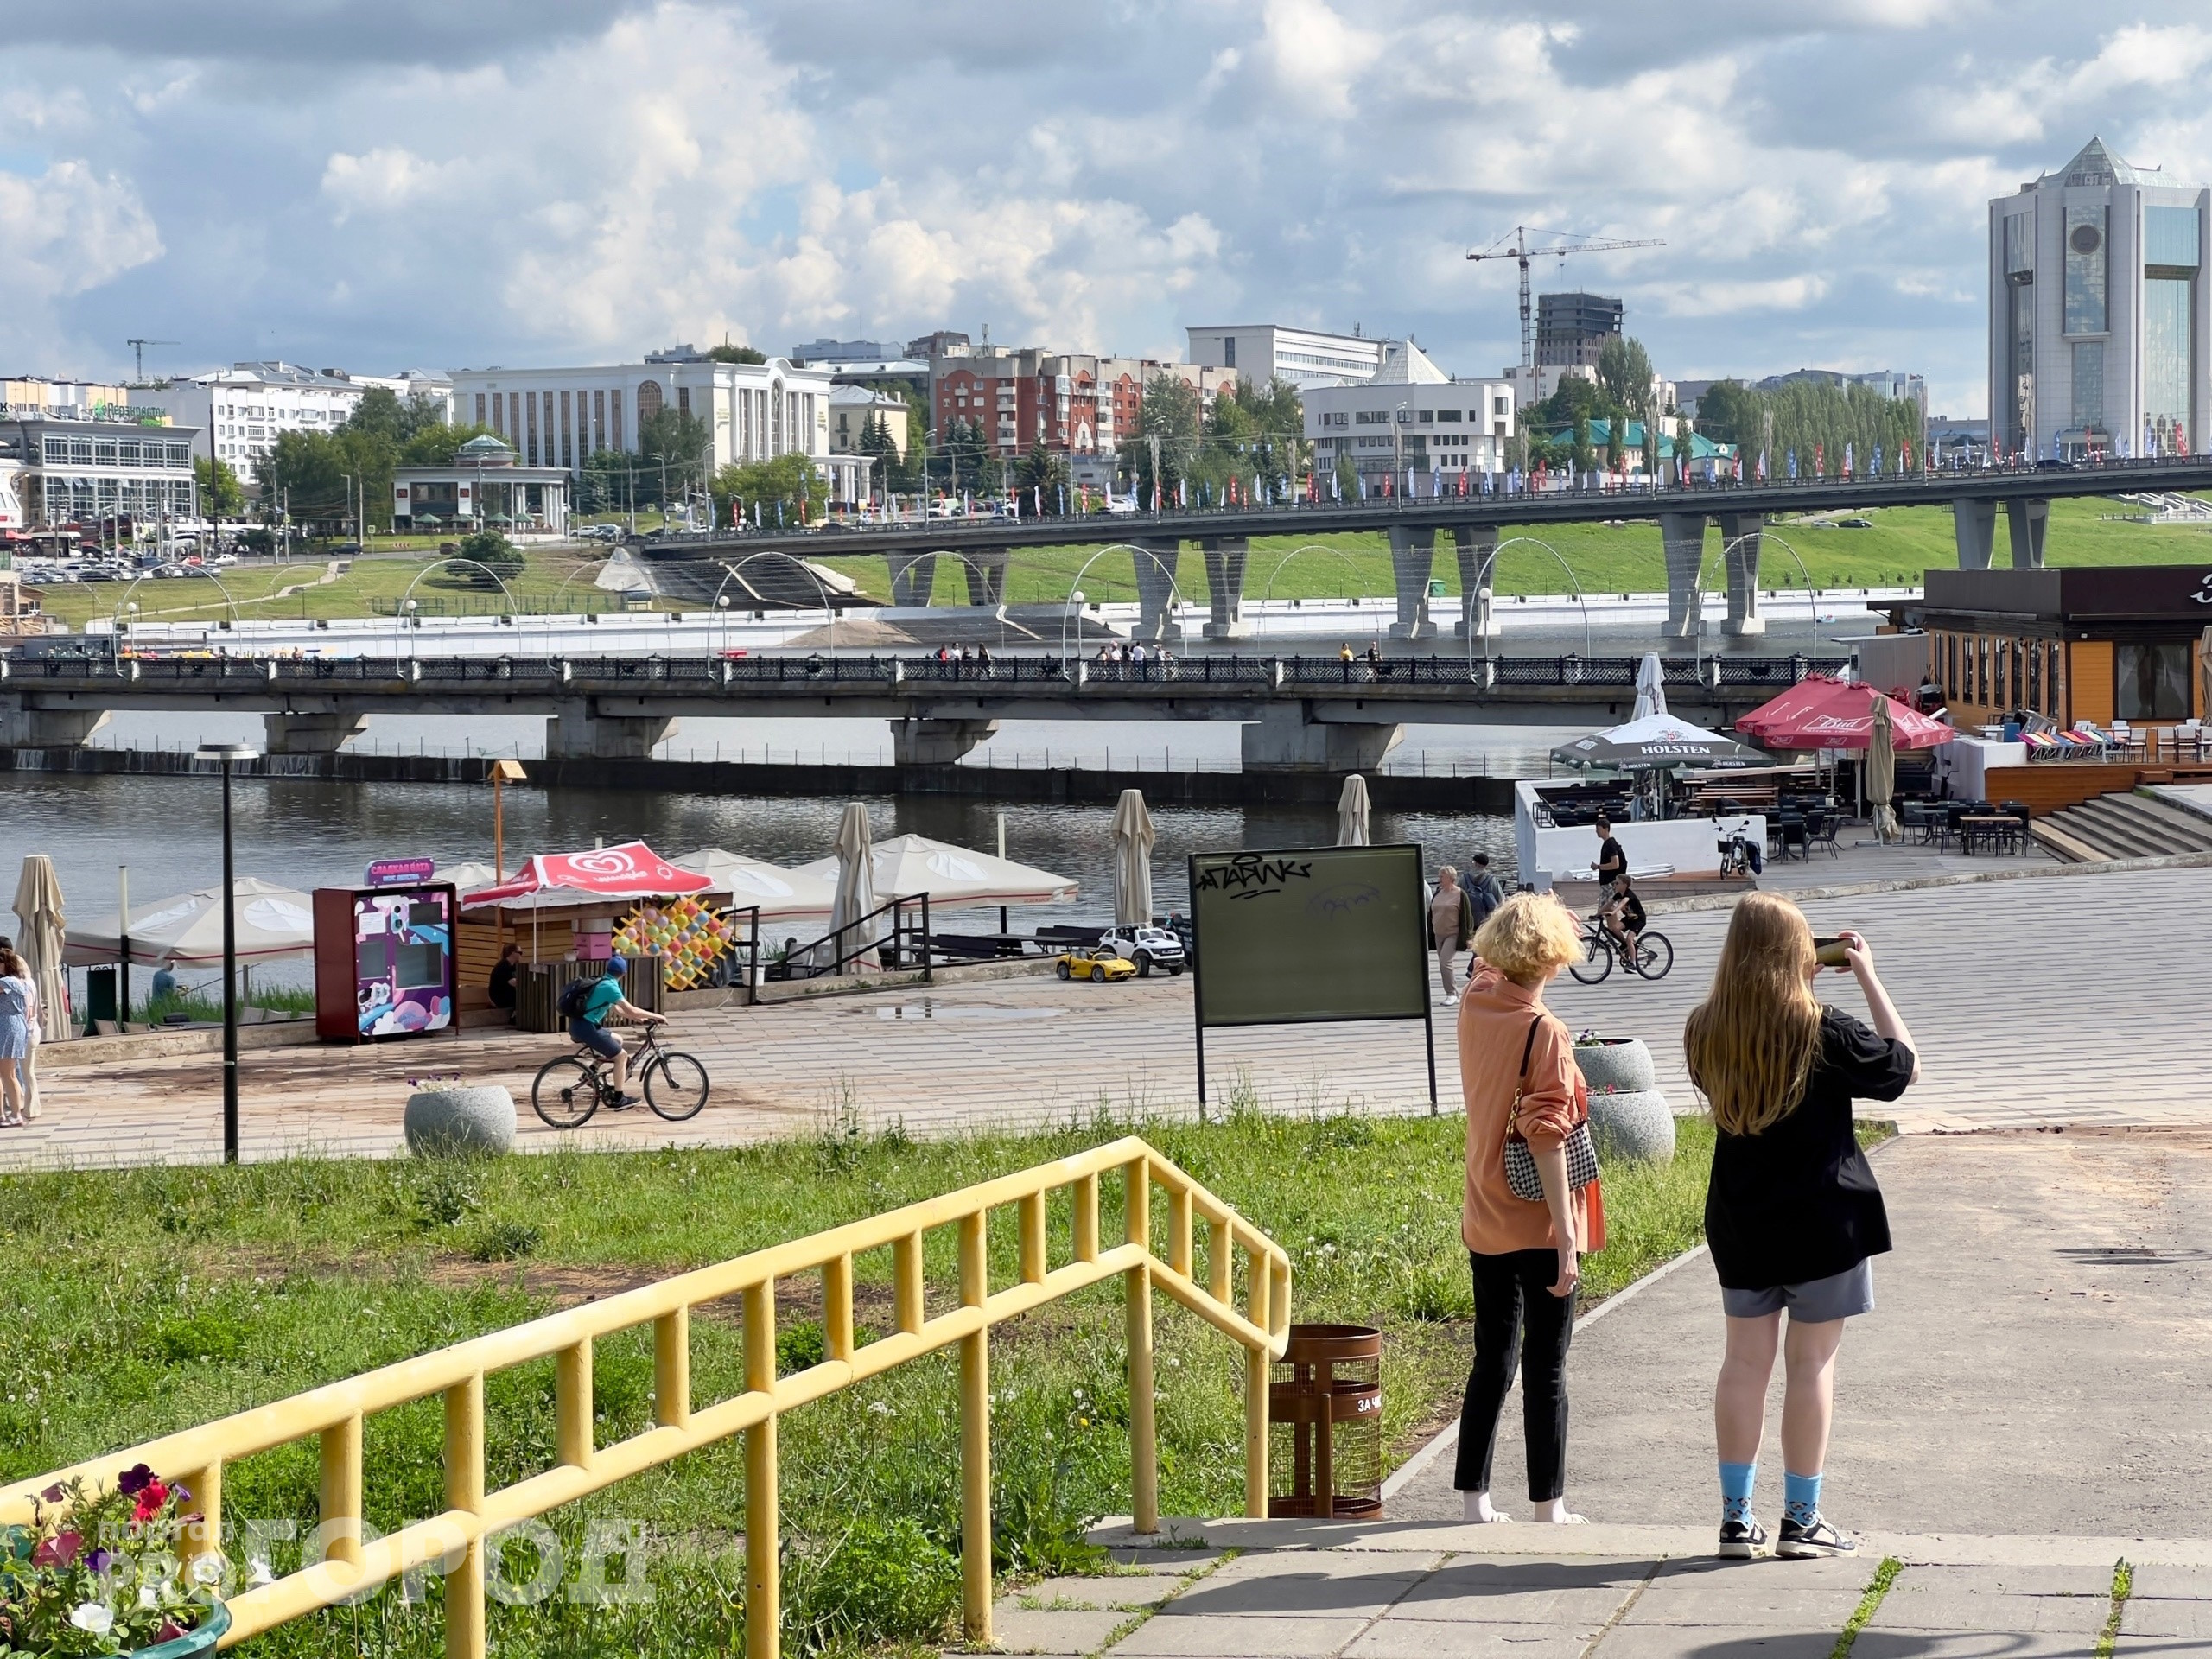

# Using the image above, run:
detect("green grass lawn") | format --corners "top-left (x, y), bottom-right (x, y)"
top-left (815, 496), bottom-right (2212, 607)
top-left (3, 1109), bottom-right (1715, 1656)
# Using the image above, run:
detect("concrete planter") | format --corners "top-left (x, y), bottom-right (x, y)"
top-left (1572, 1037), bottom-right (1657, 1095)
top-left (404, 1085), bottom-right (517, 1157)
top-left (1573, 1039), bottom-right (1675, 1165)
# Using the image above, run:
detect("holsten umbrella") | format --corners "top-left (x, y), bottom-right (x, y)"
top-left (63, 878), bottom-right (315, 968)
top-left (824, 804), bottom-right (879, 969)
top-left (1550, 713), bottom-right (1768, 772)
top-left (14, 856), bottom-right (67, 1090)
top-left (1111, 788), bottom-right (1155, 927)
top-left (791, 834), bottom-right (1074, 911)
top-left (1336, 774), bottom-right (1372, 847)
top-left (1733, 676), bottom-right (1955, 752)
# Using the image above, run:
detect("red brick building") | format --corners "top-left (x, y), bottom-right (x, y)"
top-left (929, 346), bottom-right (1234, 470)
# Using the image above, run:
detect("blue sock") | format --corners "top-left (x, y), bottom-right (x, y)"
top-left (1719, 1461), bottom-right (1757, 1524)
top-left (1785, 1470), bottom-right (1822, 1528)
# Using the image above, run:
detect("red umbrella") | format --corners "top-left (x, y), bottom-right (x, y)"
top-left (1733, 677), bottom-right (1955, 752)
top-left (461, 841), bottom-right (711, 907)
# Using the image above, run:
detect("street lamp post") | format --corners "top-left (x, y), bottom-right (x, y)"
top-left (196, 741), bottom-right (258, 1163)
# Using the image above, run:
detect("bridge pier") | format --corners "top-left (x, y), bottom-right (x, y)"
top-left (1132, 540), bottom-right (1182, 640)
top-left (893, 718), bottom-right (1000, 765)
top-left (1241, 705), bottom-right (1404, 772)
top-left (1953, 499), bottom-right (1997, 569)
top-left (1452, 525), bottom-right (1500, 639)
top-left (888, 552), bottom-right (939, 606)
top-left (961, 551), bottom-right (1009, 607)
top-left (1200, 537), bottom-right (1251, 639)
top-left (1389, 525), bottom-right (1439, 639)
top-left (545, 702), bottom-right (677, 760)
top-left (2005, 498), bottom-right (2049, 568)
top-left (263, 711), bottom-right (370, 754)
top-left (1660, 512), bottom-right (1709, 639)
top-left (0, 697), bottom-right (111, 747)
top-left (1714, 512), bottom-right (1765, 637)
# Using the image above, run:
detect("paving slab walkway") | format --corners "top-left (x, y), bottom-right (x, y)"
top-left (967, 1130), bottom-right (2212, 1658)
top-left (11, 863), bottom-right (2212, 1169)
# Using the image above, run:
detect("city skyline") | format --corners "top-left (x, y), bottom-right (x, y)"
top-left (8, 3), bottom-right (2212, 416)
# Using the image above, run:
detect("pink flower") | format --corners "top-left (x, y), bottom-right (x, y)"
top-left (31, 1529), bottom-right (83, 1568)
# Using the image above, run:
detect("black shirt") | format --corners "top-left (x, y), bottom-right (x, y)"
top-left (1704, 1007), bottom-right (1915, 1288)
top-left (1617, 891), bottom-right (1646, 931)
top-left (1596, 836), bottom-right (1626, 881)
top-left (489, 958), bottom-right (519, 1004)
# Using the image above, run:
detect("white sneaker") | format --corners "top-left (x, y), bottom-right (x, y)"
top-left (1442, 994), bottom-right (1459, 1006)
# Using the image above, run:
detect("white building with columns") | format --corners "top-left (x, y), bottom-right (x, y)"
top-left (445, 348), bottom-right (868, 503)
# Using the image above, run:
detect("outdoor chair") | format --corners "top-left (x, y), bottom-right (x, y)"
top-left (1803, 807), bottom-right (1840, 856)
top-left (1900, 802), bottom-right (1930, 843)
top-left (1777, 815), bottom-right (1808, 861)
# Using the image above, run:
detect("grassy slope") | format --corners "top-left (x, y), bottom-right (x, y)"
top-left (29, 498), bottom-right (2210, 630)
top-left (817, 497), bottom-right (2212, 605)
top-left (3, 1111), bottom-right (1709, 1655)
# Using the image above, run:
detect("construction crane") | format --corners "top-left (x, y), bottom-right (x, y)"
top-left (1467, 228), bottom-right (1664, 370)
top-left (125, 338), bottom-right (179, 384)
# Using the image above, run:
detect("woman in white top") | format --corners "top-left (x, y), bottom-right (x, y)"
top-left (0, 947), bottom-right (33, 1128)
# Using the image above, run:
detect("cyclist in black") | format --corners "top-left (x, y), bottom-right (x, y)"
top-left (1604, 873), bottom-right (1647, 961)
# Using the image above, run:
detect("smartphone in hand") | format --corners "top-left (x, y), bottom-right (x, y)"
top-left (1813, 936), bottom-right (1851, 969)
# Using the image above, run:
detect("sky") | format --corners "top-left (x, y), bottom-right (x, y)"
top-left (10, 3), bottom-right (2212, 417)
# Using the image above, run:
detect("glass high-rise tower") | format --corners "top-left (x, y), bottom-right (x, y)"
top-left (1988, 137), bottom-right (2210, 460)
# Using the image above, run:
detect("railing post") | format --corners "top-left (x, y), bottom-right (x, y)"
top-left (894, 1230), bottom-right (925, 1334)
top-left (655, 1309), bottom-right (691, 1428)
top-left (179, 1459), bottom-right (222, 1579)
top-left (1073, 1173), bottom-right (1099, 1263)
top-left (319, 1414), bottom-right (363, 1569)
top-left (443, 1374), bottom-right (486, 1659)
top-left (825, 1253), bottom-right (855, 1361)
top-left (1245, 1244), bottom-right (1272, 1519)
top-left (744, 1281), bottom-right (779, 1659)
top-left (1208, 1219), bottom-right (1231, 1303)
top-left (1125, 1156), bottom-right (1158, 1534)
top-left (1018, 1192), bottom-right (1047, 1285)
top-left (958, 1211), bottom-right (993, 1643)
top-left (1166, 1185), bottom-right (1192, 1280)
top-left (556, 1338), bottom-right (595, 1471)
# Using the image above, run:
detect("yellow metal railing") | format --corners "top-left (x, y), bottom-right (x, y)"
top-left (1, 1138), bottom-right (1292, 1657)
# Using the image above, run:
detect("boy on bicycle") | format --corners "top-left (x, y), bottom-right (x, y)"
top-left (1603, 873), bottom-right (1647, 963)
top-left (568, 956), bottom-right (664, 1108)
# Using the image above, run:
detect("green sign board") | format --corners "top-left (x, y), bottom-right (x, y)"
top-left (1189, 841), bottom-right (1431, 1014)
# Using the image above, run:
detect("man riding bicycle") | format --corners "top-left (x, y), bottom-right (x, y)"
top-left (1601, 872), bottom-right (1647, 961)
top-left (565, 956), bottom-right (664, 1108)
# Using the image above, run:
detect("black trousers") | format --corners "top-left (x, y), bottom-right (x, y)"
top-left (1453, 1247), bottom-right (1578, 1502)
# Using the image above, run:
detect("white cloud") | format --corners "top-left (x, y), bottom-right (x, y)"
top-left (321, 147), bottom-right (453, 219)
top-left (0, 160), bottom-right (162, 362)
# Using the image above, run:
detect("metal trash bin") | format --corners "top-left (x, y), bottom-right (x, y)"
top-left (1269, 1323), bottom-right (1382, 1519)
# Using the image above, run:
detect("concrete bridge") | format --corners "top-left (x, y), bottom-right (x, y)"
top-left (0, 650), bottom-right (1844, 771)
top-left (642, 456), bottom-right (2212, 644)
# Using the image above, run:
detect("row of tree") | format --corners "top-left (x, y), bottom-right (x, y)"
top-left (248, 387), bottom-right (494, 533)
top-left (1692, 378), bottom-right (1926, 473)
top-left (1126, 372), bottom-right (1308, 505)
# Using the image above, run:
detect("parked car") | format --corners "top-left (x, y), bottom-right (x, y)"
top-left (1055, 947), bottom-right (1136, 983)
top-left (1095, 924), bottom-right (1186, 976)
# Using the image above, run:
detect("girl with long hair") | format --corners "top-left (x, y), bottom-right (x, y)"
top-left (0, 946), bottom-right (32, 1128)
top-left (1684, 894), bottom-right (1917, 1560)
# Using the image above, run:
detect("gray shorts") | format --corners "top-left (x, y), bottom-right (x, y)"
top-left (1720, 1258), bottom-right (1874, 1324)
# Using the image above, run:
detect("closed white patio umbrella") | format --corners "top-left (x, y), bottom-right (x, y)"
top-left (1112, 789), bottom-right (1155, 927)
top-left (1336, 775), bottom-right (1372, 846)
top-left (1631, 652), bottom-right (1669, 721)
top-left (823, 804), bottom-right (878, 970)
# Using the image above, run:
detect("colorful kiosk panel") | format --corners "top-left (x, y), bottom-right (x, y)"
top-left (313, 884), bottom-right (459, 1042)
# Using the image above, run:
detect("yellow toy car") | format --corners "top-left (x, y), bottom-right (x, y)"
top-left (1054, 947), bottom-right (1137, 983)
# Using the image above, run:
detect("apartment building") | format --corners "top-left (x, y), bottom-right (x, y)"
top-left (164, 363), bottom-right (450, 484)
top-left (1304, 341), bottom-right (1515, 485)
top-left (1185, 323), bottom-right (1383, 385)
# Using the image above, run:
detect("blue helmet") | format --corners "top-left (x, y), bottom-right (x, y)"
top-left (604, 954), bottom-right (628, 978)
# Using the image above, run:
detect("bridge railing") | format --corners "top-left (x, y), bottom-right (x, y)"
top-left (0, 1137), bottom-right (1292, 1659)
top-left (3, 651), bottom-right (1850, 691)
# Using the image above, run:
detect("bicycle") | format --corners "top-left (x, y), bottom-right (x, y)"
top-left (531, 1024), bottom-right (710, 1128)
top-left (1567, 913), bottom-right (1674, 983)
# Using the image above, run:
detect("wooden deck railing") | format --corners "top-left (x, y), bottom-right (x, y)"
top-left (0, 1138), bottom-right (1292, 1657)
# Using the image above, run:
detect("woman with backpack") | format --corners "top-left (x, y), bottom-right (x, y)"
top-left (1684, 894), bottom-right (1918, 1560)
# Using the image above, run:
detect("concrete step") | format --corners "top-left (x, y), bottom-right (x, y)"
top-left (2031, 820), bottom-right (2112, 864)
top-left (2058, 805), bottom-right (2175, 860)
top-left (2075, 793), bottom-right (2212, 852)
top-left (2121, 789), bottom-right (2212, 848)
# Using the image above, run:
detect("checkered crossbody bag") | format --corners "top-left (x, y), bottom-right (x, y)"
top-left (1503, 1015), bottom-right (1601, 1203)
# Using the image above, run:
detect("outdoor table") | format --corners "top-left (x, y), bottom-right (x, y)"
top-left (1958, 814), bottom-right (2019, 856)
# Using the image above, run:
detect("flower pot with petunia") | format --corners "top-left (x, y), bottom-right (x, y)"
top-left (0, 1463), bottom-right (228, 1656)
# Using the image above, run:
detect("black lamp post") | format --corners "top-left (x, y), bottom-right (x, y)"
top-left (196, 741), bottom-right (258, 1163)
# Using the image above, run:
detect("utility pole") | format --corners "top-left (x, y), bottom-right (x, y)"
top-left (1147, 434), bottom-right (1161, 514)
